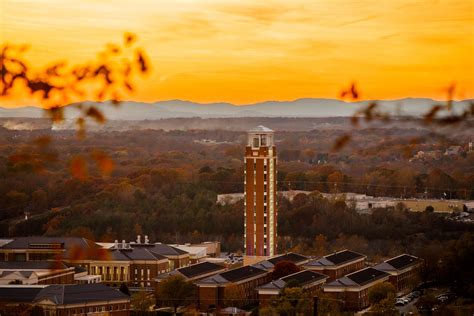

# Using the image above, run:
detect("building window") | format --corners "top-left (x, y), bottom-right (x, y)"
top-left (253, 137), bottom-right (259, 147)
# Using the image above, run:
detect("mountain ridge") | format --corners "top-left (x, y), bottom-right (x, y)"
top-left (0, 98), bottom-right (472, 120)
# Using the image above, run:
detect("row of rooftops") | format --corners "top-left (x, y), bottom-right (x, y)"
top-left (0, 237), bottom-right (191, 261)
top-left (0, 283), bottom-right (129, 304)
top-left (1, 237), bottom-right (422, 290)
top-left (182, 251), bottom-right (421, 289)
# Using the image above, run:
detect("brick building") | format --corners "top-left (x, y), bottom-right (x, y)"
top-left (323, 267), bottom-right (390, 310)
top-left (195, 265), bottom-right (270, 310)
top-left (90, 245), bottom-right (169, 288)
top-left (0, 261), bottom-right (75, 285)
top-left (155, 261), bottom-right (227, 307)
top-left (373, 254), bottom-right (423, 295)
top-left (303, 249), bottom-right (366, 281)
top-left (252, 252), bottom-right (309, 271)
top-left (0, 283), bottom-right (130, 316)
top-left (257, 270), bottom-right (328, 306)
top-left (0, 237), bottom-right (192, 288)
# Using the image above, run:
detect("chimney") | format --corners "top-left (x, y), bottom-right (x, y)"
top-left (144, 235), bottom-right (149, 244)
top-left (137, 235), bottom-right (141, 244)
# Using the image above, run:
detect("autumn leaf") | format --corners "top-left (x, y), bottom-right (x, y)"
top-left (424, 105), bottom-right (443, 123)
top-left (136, 49), bottom-right (148, 73)
top-left (48, 106), bottom-right (64, 123)
top-left (340, 82), bottom-right (359, 100)
top-left (124, 32), bottom-right (136, 46)
top-left (86, 106), bottom-right (106, 123)
top-left (92, 150), bottom-right (114, 176)
top-left (70, 156), bottom-right (88, 180)
top-left (68, 245), bottom-right (86, 261)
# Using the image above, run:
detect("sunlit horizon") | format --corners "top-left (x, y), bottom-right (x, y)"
top-left (1, 0), bottom-right (473, 108)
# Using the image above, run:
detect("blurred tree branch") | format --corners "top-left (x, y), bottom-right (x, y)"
top-left (334, 82), bottom-right (474, 152)
top-left (1, 33), bottom-right (150, 178)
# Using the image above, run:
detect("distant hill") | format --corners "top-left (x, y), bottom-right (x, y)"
top-left (0, 98), bottom-right (471, 120)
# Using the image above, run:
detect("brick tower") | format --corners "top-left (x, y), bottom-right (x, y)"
top-left (244, 126), bottom-right (277, 257)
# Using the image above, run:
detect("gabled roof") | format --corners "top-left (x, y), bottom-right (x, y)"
top-left (258, 270), bottom-right (328, 291)
top-left (281, 270), bottom-right (328, 286)
top-left (0, 270), bottom-right (35, 279)
top-left (0, 286), bottom-right (45, 302)
top-left (33, 284), bottom-right (129, 305)
top-left (198, 265), bottom-right (268, 285)
top-left (221, 266), bottom-right (268, 283)
top-left (326, 267), bottom-right (389, 288)
top-left (253, 253), bottom-right (308, 271)
top-left (374, 254), bottom-right (422, 272)
top-left (267, 253), bottom-right (308, 266)
top-left (147, 243), bottom-right (189, 256)
top-left (0, 237), bottom-right (97, 251)
top-left (106, 248), bottom-right (167, 261)
top-left (177, 261), bottom-right (225, 279)
top-left (306, 250), bottom-right (365, 267)
top-left (0, 261), bottom-right (68, 270)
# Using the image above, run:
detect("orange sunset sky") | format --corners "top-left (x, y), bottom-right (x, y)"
top-left (1, 0), bottom-right (473, 107)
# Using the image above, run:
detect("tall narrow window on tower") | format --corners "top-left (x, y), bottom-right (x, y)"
top-left (244, 126), bottom-right (277, 258)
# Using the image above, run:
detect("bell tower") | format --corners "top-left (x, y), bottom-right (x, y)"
top-left (244, 126), bottom-right (277, 257)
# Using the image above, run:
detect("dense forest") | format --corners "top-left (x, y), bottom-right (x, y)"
top-left (1, 119), bottom-right (473, 292)
top-left (0, 120), bottom-right (472, 243)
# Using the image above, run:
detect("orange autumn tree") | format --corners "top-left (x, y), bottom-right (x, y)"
top-left (1, 33), bottom-right (150, 178)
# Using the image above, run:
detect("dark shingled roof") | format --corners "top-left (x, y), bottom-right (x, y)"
top-left (0, 261), bottom-right (68, 270)
top-left (0, 237), bottom-right (97, 251)
top-left (34, 284), bottom-right (129, 305)
top-left (267, 253), bottom-right (308, 265)
top-left (107, 248), bottom-right (167, 261)
top-left (220, 265), bottom-right (267, 283)
top-left (281, 270), bottom-right (328, 287)
top-left (143, 243), bottom-right (188, 256)
top-left (386, 254), bottom-right (421, 270)
top-left (346, 267), bottom-right (389, 286)
top-left (0, 286), bottom-right (44, 302)
top-left (325, 250), bottom-right (365, 265)
top-left (178, 262), bottom-right (225, 279)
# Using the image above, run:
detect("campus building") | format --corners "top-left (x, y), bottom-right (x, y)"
top-left (244, 126), bottom-right (277, 258)
top-left (155, 261), bottom-right (227, 307)
top-left (0, 237), bottom-right (190, 288)
top-left (257, 270), bottom-right (328, 306)
top-left (323, 267), bottom-right (390, 310)
top-left (373, 254), bottom-right (423, 295)
top-left (0, 283), bottom-right (130, 316)
top-left (195, 265), bottom-right (271, 310)
top-left (0, 261), bottom-right (76, 285)
top-left (303, 249), bottom-right (366, 281)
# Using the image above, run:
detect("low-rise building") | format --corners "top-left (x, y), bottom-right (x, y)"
top-left (373, 254), bottom-right (423, 295)
top-left (90, 245), bottom-right (169, 288)
top-left (303, 249), bottom-right (366, 281)
top-left (323, 267), bottom-right (390, 310)
top-left (252, 252), bottom-right (309, 271)
top-left (0, 283), bottom-right (130, 315)
top-left (257, 270), bottom-right (328, 306)
top-left (155, 261), bottom-right (227, 307)
top-left (0, 261), bottom-right (76, 285)
top-left (195, 265), bottom-right (270, 310)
